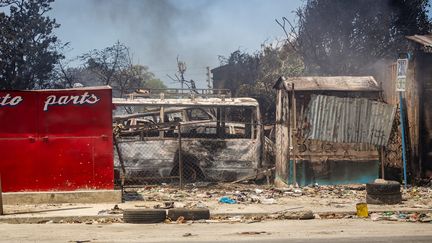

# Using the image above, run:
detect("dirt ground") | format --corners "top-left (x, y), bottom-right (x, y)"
top-left (123, 182), bottom-right (432, 211)
top-left (2, 182), bottom-right (431, 224)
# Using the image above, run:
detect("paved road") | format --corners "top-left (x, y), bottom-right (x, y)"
top-left (0, 219), bottom-right (431, 242)
top-left (199, 237), bottom-right (432, 243)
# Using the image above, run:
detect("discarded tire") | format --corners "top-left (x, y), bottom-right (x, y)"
top-left (123, 209), bottom-right (166, 224)
top-left (366, 180), bottom-right (402, 205)
top-left (167, 208), bottom-right (210, 221)
top-left (366, 181), bottom-right (400, 195)
top-left (366, 193), bottom-right (402, 205)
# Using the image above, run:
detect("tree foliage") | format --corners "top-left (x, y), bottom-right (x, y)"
top-left (218, 50), bottom-right (260, 95)
top-left (284, 0), bottom-right (431, 75)
top-left (219, 43), bottom-right (304, 122)
top-left (78, 42), bottom-right (165, 97)
top-left (0, 0), bottom-right (63, 90)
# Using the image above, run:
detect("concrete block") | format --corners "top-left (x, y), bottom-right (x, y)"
top-left (2, 190), bottom-right (122, 205)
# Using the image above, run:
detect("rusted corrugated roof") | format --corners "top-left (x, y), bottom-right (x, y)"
top-left (275, 76), bottom-right (381, 92)
top-left (406, 34), bottom-right (432, 47)
top-left (306, 95), bottom-right (396, 146)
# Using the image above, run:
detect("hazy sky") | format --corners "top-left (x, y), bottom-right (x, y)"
top-left (49, 0), bottom-right (303, 88)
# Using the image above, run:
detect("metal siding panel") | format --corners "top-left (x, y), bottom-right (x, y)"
top-left (306, 95), bottom-right (396, 146)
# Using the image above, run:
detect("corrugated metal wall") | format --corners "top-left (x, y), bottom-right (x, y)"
top-left (306, 95), bottom-right (396, 146)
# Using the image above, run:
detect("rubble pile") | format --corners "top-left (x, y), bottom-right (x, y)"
top-left (126, 183), bottom-right (369, 205)
top-left (402, 187), bottom-right (432, 206)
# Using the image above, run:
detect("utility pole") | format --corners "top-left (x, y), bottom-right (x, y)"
top-left (206, 66), bottom-right (212, 89)
top-left (396, 57), bottom-right (408, 188)
top-left (177, 60), bottom-right (187, 90)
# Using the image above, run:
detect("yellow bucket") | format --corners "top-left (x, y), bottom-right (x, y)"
top-left (356, 203), bottom-right (369, 218)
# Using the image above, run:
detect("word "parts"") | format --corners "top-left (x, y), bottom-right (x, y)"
top-left (43, 92), bottom-right (100, 111)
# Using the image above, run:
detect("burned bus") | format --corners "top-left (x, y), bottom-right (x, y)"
top-left (112, 89), bottom-right (266, 185)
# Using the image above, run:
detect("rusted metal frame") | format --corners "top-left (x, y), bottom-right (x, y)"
top-left (216, 108), bottom-right (221, 137)
top-left (178, 124), bottom-right (184, 189)
top-left (0, 174), bottom-right (3, 215)
top-left (129, 88), bottom-right (232, 99)
top-left (221, 108), bottom-right (226, 138)
top-left (159, 106), bottom-right (165, 138)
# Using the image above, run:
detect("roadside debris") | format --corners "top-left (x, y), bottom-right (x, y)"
top-left (154, 202), bottom-right (174, 209)
top-left (370, 211), bottom-right (432, 223)
top-left (366, 180), bottom-right (402, 205)
top-left (238, 231), bottom-right (269, 235)
top-left (356, 203), bottom-right (368, 218)
top-left (219, 197), bottom-right (236, 204)
top-left (97, 205), bottom-right (123, 215)
top-left (123, 182), bottom-right (432, 211)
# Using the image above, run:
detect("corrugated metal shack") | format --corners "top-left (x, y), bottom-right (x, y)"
top-left (273, 76), bottom-right (394, 186)
top-left (380, 34), bottom-right (432, 180)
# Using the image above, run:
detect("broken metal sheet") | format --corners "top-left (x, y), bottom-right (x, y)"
top-left (406, 34), bottom-right (432, 47)
top-left (280, 76), bottom-right (381, 92)
top-left (305, 95), bottom-right (396, 146)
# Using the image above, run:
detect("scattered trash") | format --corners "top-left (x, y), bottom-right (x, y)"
top-left (97, 205), bottom-right (123, 215)
top-left (370, 211), bottom-right (432, 223)
top-left (260, 198), bottom-right (276, 205)
top-left (176, 216), bottom-right (186, 224)
top-left (255, 189), bottom-right (263, 194)
top-left (154, 201), bottom-right (174, 209)
top-left (219, 196), bottom-right (236, 204)
top-left (239, 231), bottom-right (268, 235)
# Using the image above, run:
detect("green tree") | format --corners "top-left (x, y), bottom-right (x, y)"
top-left (219, 43), bottom-right (304, 123)
top-left (283, 0), bottom-right (431, 75)
top-left (217, 50), bottom-right (260, 95)
top-left (79, 42), bottom-right (165, 97)
top-left (0, 0), bottom-right (63, 90)
top-left (143, 78), bottom-right (167, 89)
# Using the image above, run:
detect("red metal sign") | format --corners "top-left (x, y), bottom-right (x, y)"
top-left (0, 87), bottom-right (114, 192)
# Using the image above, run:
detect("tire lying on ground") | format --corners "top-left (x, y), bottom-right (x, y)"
top-left (366, 193), bottom-right (402, 205)
top-left (167, 208), bottom-right (210, 221)
top-left (366, 180), bottom-right (402, 205)
top-left (123, 209), bottom-right (166, 224)
top-left (366, 180), bottom-right (400, 195)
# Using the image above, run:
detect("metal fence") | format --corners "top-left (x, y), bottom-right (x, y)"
top-left (114, 124), bottom-right (183, 188)
top-left (114, 120), bottom-right (263, 190)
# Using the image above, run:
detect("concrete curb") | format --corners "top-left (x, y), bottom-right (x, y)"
top-left (0, 215), bottom-right (121, 224)
top-left (1, 209), bottom-right (431, 224)
top-left (2, 190), bottom-right (122, 205)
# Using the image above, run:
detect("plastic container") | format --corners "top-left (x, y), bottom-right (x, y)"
top-left (356, 203), bottom-right (369, 218)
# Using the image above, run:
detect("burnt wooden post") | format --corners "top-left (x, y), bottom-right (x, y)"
top-left (178, 124), bottom-right (184, 189)
top-left (291, 83), bottom-right (298, 186)
top-left (0, 174), bottom-right (3, 215)
top-left (275, 78), bottom-right (290, 188)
